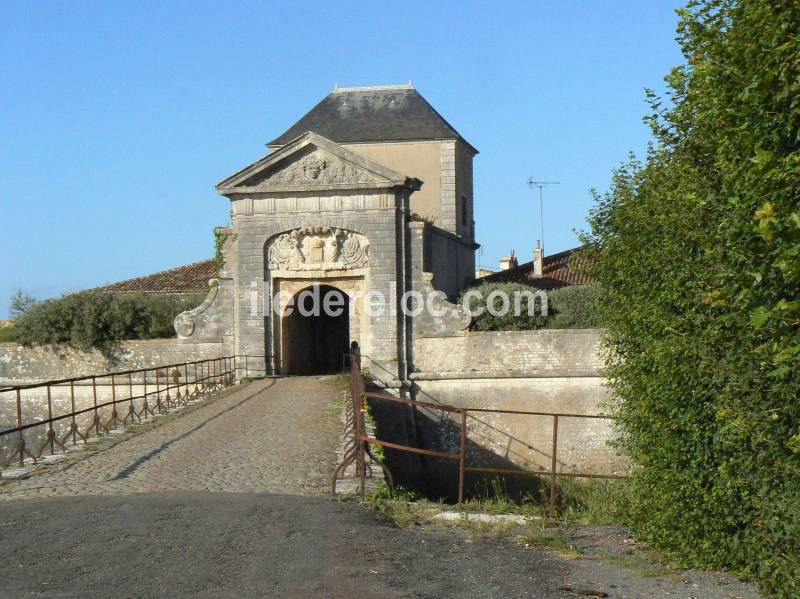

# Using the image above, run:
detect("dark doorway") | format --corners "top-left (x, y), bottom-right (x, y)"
top-left (281, 285), bottom-right (350, 375)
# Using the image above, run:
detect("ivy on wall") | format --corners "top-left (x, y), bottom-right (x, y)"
top-left (213, 227), bottom-right (231, 272)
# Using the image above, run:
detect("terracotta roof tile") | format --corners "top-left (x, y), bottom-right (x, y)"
top-left (477, 247), bottom-right (595, 289)
top-left (100, 259), bottom-right (216, 294)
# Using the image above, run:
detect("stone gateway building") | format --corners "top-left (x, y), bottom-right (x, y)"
top-left (176, 84), bottom-right (478, 380)
top-left (2, 85), bottom-right (622, 477)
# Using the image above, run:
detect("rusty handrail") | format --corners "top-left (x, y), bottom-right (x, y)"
top-left (332, 352), bottom-right (627, 516)
top-left (0, 355), bottom-right (274, 470)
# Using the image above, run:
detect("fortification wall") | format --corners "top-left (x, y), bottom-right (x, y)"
top-left (407, 329), bottom-right (626, 484)
top-left (0, 340), bottom-right (225, 385)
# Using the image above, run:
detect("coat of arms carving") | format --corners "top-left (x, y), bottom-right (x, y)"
top-left (257, 148), bottom-right (380, 188)
top-left (267, 227), bottom-right (369, 271)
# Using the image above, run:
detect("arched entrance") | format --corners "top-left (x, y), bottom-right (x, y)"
top-left (281, 285), bottom-right (350, 375)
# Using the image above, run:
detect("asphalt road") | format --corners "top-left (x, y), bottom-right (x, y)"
top-left (1, 491), bottom-right (569, 598)
top-left (0, 491), bottom-right (761, 599)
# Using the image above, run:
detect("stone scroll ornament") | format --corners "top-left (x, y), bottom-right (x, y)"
top-left (267, 227), bottom-right (369, 271)
top-left (173, 283), bottom-right (218, 338)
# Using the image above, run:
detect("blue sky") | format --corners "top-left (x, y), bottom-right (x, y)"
top-left (1, 1), bottom-right (684, 316)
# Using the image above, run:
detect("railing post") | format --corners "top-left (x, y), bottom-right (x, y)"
top-left (155, 368), bottom-right (162, 413)
top-left (549, 414), bottom-right (559, 519)
top-left (128, 371), bottom-right (136, 421)
top-left (142, 369), bottom-right (149, 417)
top-left (91, 376), bottom-right (99, 435)
top-left (184, 363), bottom-right (190, 400)
top-left (69, 380), bottom-right (77, 445)
top-left (47, 383), bottom-right (55, 455)
top-left (110, 374), bottom-right (118, 429)
top-left (458, 410), bottom-right (467, 507)
top-left (350, 347), bottom-right (367, 498)
top-left (15, 388), bottom-right (24, 467)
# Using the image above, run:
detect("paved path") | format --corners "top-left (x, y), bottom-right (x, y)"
top-left (0, 377), bottom-right (343, 500)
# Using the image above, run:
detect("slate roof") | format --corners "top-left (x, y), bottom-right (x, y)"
top-left (267, 85), bottom-right (477, 152)
top-left (100, 259), bottom-right (216, 294)
top-left (477, 247), bottom-right (595, 290)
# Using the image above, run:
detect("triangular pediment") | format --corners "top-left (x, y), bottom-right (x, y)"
top-left (217, 132), bottom-right (418, 195)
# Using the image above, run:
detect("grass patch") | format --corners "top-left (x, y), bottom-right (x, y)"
top-left (460, 477), bottom-right (544, 517)
top-left (518, 523), bottom-right (581, 558)
top-left (554, 478), bottom-right (629, 524)
top-left (364, 484), bottom-right (435, 529)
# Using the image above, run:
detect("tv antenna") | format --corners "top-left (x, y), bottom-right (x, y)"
top-left (527, 178), bottom-right (560, 251)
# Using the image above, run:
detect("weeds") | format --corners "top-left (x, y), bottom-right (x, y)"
top-left (600, 550), bottom-right (676, 578)
top-left (554, 478), bottom-right (629, 524)
top-left (518, 523), bottom-right (581, 558)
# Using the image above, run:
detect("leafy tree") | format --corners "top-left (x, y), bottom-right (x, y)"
top-left (9, 290), bottom-right (37, 319)
top-left (583, 1), bottom-right (800, 594)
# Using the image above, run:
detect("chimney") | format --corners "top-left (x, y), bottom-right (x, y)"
top-left (533, 241), bottom-right (543, 278)
top-left (498, 249), bottom-right (518, 271)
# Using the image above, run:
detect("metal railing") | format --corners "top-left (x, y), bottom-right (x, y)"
top-left (332, 348), bottom-right (627, 516)
top-left (0, 354), bottom-right (270, 470)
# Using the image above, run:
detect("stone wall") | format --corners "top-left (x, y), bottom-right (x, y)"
top-left (407, 329), bottom-right (626, 479)
top-left (413, 329), bottom-right (602, 377)
top-left (0, 340), bottom-right (225, 385)
top-left (422, 223), bottom-right (476, 299)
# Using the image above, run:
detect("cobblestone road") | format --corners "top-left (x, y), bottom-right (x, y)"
top-left (0, 377), bottom-right (343, 500)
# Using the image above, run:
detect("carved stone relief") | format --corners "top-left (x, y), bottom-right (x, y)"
top-left (267, 227), bottom-right (369, 271)
top-left (256, 148), bottom-right (381, 188)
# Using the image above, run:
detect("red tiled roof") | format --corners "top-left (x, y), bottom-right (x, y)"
top-left (476, 247), bottom-right (595, 289)
top-left (100, 259), bottom-right (217, 294)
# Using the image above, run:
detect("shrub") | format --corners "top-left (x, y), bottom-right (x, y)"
top-left (460, 282), bottom-right (548, 331)
top-left (548, 284), bottom-right (601, 328)
top-left (0, 325), bottom-right (18, 343)
top-left (459, 282), bottom-right (600, 331)
top-left (13, 291), bottom-right (205, 350)
top-left (584, 2), bottom-right (800, 595)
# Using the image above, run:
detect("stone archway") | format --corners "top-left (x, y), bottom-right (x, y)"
top-left (281, 284), bottom-right (350, 375)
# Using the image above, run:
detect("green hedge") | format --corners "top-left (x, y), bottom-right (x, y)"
top-left (584, 1), bottom-right (800, 595)
top-left (548, 284), bottom-right (601, 329)
top-left (459, 282), bottom-right (600, 331)
top-left (13, 291), bottom-right (205, 350)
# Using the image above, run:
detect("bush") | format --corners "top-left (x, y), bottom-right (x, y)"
top-left (584, 2), bottom-right (800, 595)
top-left (460, 282), bottom-right (548, 331)
top-left (13, 291), bottom-right (205, 350)
top-left (459, 282), bottom-right (600, 331)
top-left (0, 325), bottom-right (17, 343)
top-left (548, 284), bottom-right (601, 328)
